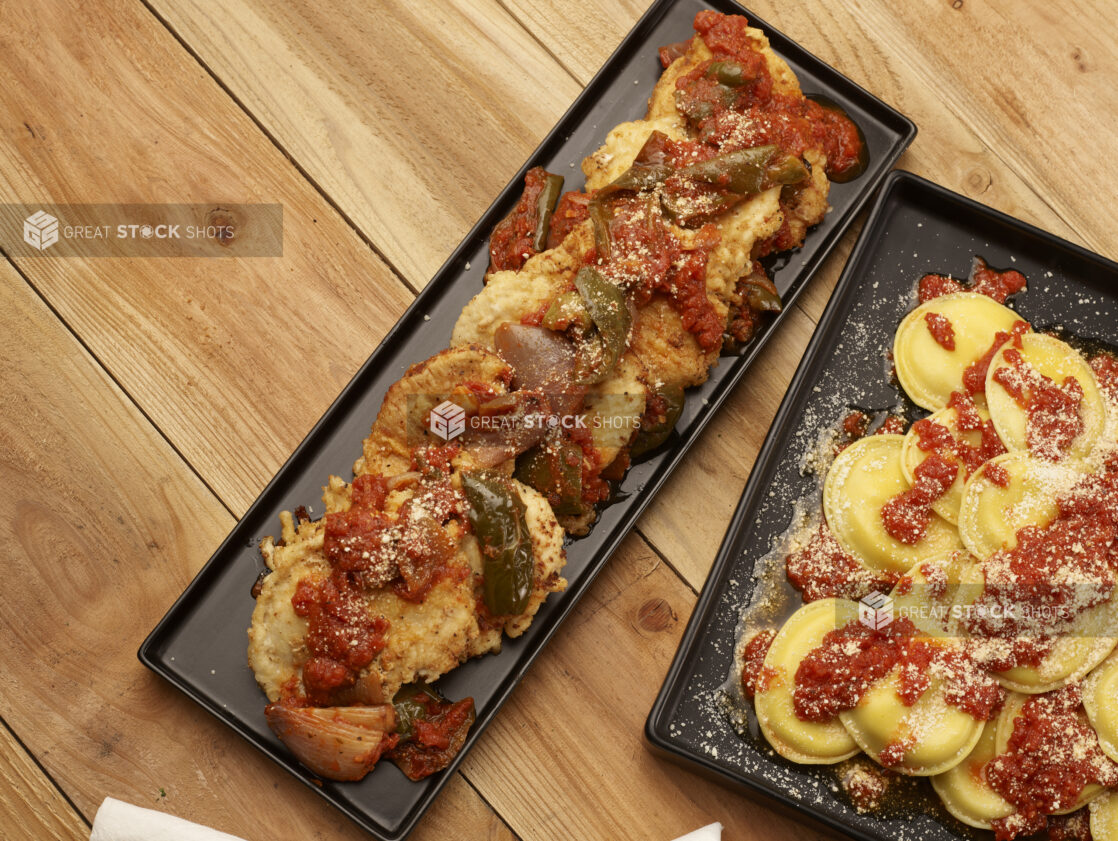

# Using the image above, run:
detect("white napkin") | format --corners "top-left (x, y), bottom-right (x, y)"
top-left (671, 822), bottom-right (723, 841)
top-left (90, 798), bottom-right (248, 841)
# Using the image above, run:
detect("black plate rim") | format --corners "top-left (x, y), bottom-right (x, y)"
top-left (137, 3), bottom-right (915, 838)
top-left (645, 167), bottom-right (1118, 841)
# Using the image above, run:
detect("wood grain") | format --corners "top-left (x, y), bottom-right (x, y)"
top-left (4, 0), bottom-right (1115, 839)
top-left (0, 0), bottom-right (414, 516)
top-left (146, 0), bottom-right (584, 287)
top-left (0, 266), bottom-right (510, 840)
top-left (0, 720), bottom-right (87, 841)
top-left (848, 0), bottom-right (1118, 258)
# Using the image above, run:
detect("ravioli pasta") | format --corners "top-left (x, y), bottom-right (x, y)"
top-left (901, 405), bottom-right (988, 524)
top-left (985, 332), bottom-right (1107, 460)
top-left (893, 292), bottom-right (1028, 412)
top-left (838, 656), bottom-right (985, 776)
top-left (738, 263), bottom-right (1118, 839)
top-left (754, 598), bottom-right (861, 764)
top-left (823, 434), bottom-right (962, 573)
top-left (956, 451), bottom-right (1076, 559)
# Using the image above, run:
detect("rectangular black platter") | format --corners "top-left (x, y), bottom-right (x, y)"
top-left (138, 2), bottom-right (915, 838)
top-left (646, 169), bottom-right (1118, 841)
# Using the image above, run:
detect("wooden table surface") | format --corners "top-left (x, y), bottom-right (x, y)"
top-left (2, 0), bottom-right (1115, 838)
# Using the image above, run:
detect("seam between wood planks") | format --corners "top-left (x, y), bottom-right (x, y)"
top-left (460, 773), bottom-right (525, 841)
top-left (635, 527), bottom-right (701, 597)
top-left (132, 0), bottom-right (424, 298)
top-left (492, 0), bottom-right (588, 87)
top-left (1, 714), bottom-right (91, 832)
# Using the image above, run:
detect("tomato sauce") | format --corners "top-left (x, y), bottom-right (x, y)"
top-left (785, 522), bottom-right (899, 602)
top-left (793, 617), bottom-right (1002, 727)
top-left (985, 460), bottom-right (1010, 488)
top-left (840, 760), bottom-right (891, 812)
top-left (987, 686), bottom-right (1118, 841)
top-left (328, 474), bottom-right (465, 592)
top-left (962, 320), bottom-right (1029, 395)
top-left (324, 505), bottom-right (395, 582)
top-left (880, 453), bottom-right (958, 545)
top-left (602, 198), bottom-right (724, 352)
top-left (923, 312), bottom-right (956, 350)
top-left (519, 300), bottom-right (550, 327)
top-left (292, 577), bottom-right (390, 705)
top-left (547, 191), bottom-right (591, 249)
top-left (295, 471), bottom-right (472, 703)
top-left (911, 392), bottom-right (1006, 480)
top-left (1090, 352), bottom-right (1118, 402)
top-left (389, 696), bottom-right (476, 781)
top-left (992, 347), bottom-right (1084, 460)
top-left (566, 424), bottom-right (612, 508)
top-left (971, 259), bottom-right (1027, 302)
top-left (1046, 810), bottom-right (1092, 841)
top-left (740, 629), bottom-right (777, 698)
top-left (947, 389), bottom-right (983, 430)
top-left (918, 273), bottom-right (965, 303)
top-left (658, 39), bottom-right (691, 68)
top-left (966, 455), bottom-right (1118, 648)
top-left (489, 167), bottom-right (552, 273)
top-left (834, 410), bottom-right (907, 455)
top-left (917, 258), bottom-right (1027, 304)
top-left (879, 416), bottom-right (908, 435)
top-left (350, 473), bottom-right (388, 508)
top-left (682, 12), bottom-right (863, 179)
top-left (878, 736), bottom-right (916, 769)
top-left (841, 410), bottom-right (871, 441)
top-left (412, 442), bottom-right (462, 475)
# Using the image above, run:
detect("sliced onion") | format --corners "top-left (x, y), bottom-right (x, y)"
top-left (265, 704), bottom-right (396, 781)
top-left (385, 471), bottom-right (422, 491)
top-left (493, 323), bottom-right (585, 416)
top-left (464, 389), bottom-right (551, 467)
top-left (331, 672), bottom-right (386, 706)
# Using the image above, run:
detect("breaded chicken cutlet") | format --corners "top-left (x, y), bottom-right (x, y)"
top-left (454, 11), bottom-right (860, 533)
top-left (248, 9), bottom-right (863, 783)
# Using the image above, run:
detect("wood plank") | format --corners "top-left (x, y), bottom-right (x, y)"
top-left (461, 533), bottom-right (831, 841)
top-left (0, 0), bottom-right (414, 516)
top-left (0, 268), bottom-right (511, 841)
top-left (0, 720), bottom-right (87, 841)
top-left (847, 0), bottom-right (1118, 259)
top-left (494, 0), bottom-right (649, 82)
top-left (146, 0), bottom-right (584, 287)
